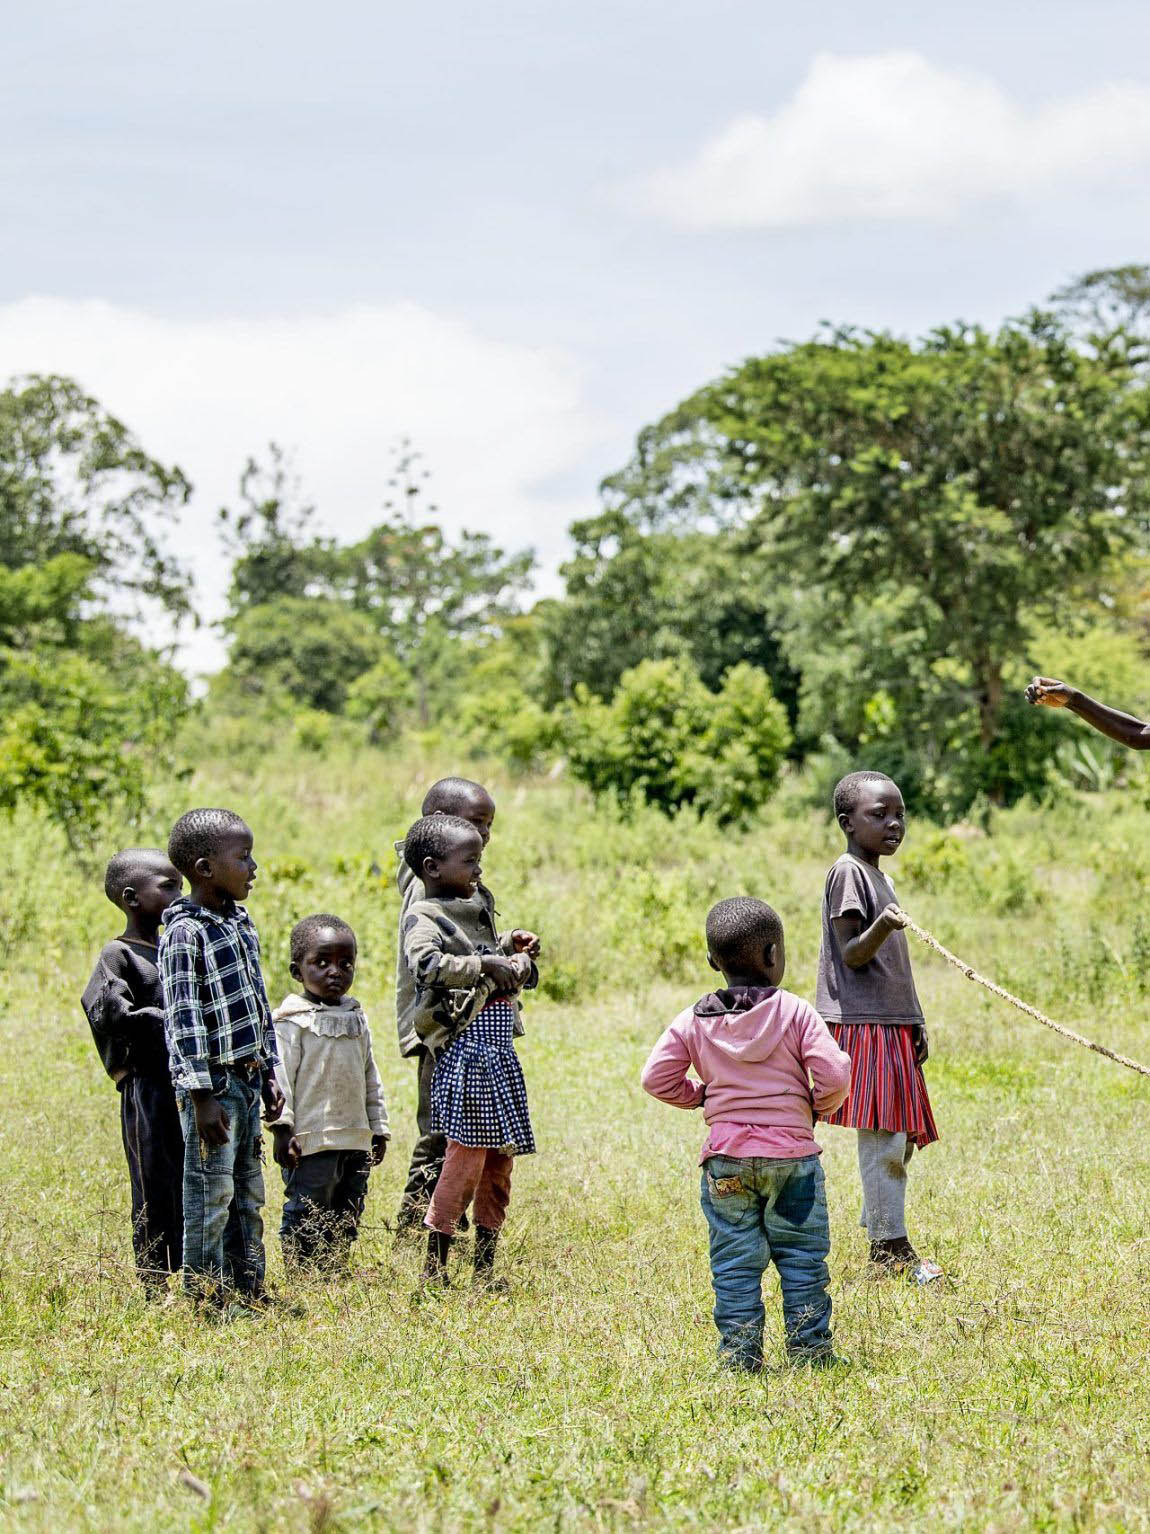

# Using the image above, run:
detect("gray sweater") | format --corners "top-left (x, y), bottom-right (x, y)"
top-left (394, 843), bottom-right (528, 1057)
top-left (269, 993), bottom-right (389, 1155)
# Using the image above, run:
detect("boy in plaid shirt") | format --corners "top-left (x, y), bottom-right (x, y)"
top-left (159, 807), bottom-right (283, 1307)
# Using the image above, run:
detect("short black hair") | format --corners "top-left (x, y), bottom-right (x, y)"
top-left (290, 913), bottom-right (356, 965)
top-left (404, 814), bottom-right (481, 876)
top-left (833, 771), bottom-right (897, 820)
top-left (706, 896), bottom-right (784, 976)
top-left (103, 848), bottom-right (169, 909)
top-left (168, 808), bottom-right (249, 876)
top-left (421, 777), bottom-right (493, 816)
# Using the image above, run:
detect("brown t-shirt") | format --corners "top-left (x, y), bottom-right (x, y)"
top-left (814, 854), bottom-right (924, 1025)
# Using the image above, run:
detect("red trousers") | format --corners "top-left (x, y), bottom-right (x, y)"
top-left (425, 1141), bottom-right (514, 1235)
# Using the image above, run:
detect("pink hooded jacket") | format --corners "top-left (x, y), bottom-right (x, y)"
top-left (641, 986), bottom-right (852, 1161)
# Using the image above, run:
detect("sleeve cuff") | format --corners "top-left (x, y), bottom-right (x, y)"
top-left (174, 1062), bottom-right (214, 1093)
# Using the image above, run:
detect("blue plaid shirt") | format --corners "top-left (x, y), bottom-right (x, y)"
top-left (158, 896), bottom-right (278, 1093)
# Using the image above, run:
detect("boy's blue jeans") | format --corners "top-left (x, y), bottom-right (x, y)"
top-left (177, 1065), bottom-right (266, 1300)
top-left (700, 1153), bottom-right (833, 1369)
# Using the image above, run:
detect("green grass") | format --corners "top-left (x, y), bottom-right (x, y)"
top-left (2, 738), bottom-right (1150, 1530)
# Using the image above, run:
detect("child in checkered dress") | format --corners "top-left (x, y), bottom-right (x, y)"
top-left (401, 814), bottom-right (539, 1288)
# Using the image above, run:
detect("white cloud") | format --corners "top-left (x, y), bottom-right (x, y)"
top-left (0, 297), bottom-right (601, 672)
top-left (637, 51), bottom-right (1150, 228)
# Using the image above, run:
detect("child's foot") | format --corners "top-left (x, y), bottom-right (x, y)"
top-left (869, 1240), bottom-right (943, 1283)
top-left (789, 1348), bottom-right (847, 1371)
top-left (421, 1229), bottom-right (452, 1287)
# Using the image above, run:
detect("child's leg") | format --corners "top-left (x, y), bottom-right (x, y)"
top-left (762, 1156), bottom-right (833, 1361)
top-left (126, 1074), bottom-right (185, 1284)
top-left (179, 1076), bottom-right (240, 1301)
top-left (221, 1073), bottom-right (266, 1297)
top-left (472, 1151), bottom-right (513, 1233)
top-left (281, 1151), bottom-right (343, 1266)
top-left (699, 1157), bottom-right (768, 1370)
top-left (330, 1151), bottom-right (372, 1251)
top-left (397, 1046), bottom-right (447, 1230)
top-left (856, 1129), bottom-right (912, 1242)
top-left (425, 1141), bottom-right (487, 1235)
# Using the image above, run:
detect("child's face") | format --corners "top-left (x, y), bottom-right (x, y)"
top-left (124, 856), bottom-right (183, 924)
top-left (197, 823), bottom-right (258, 901)
top-left (293, 929), bottom-right (357, 1004)
top-left (841, 784), bottom-right (906, 858)
top-left (444, 791), bottom-right (496, 848)
top-left (425, 825), bottom-right (484, 897)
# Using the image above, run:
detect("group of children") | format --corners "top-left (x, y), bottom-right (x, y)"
top-left (82, 767), bottom-right (940, 1365)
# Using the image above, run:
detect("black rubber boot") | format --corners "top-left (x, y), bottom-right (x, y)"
top-left (422, 1230), bottom-right (452, 1285)
top-left (474, 1225), bottom-right (498, 1278)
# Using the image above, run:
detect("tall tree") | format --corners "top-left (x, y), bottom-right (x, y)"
top-left (0, 374), bottom-right (192, 616)
top-left (602, 316), bottom-right (1150, 807)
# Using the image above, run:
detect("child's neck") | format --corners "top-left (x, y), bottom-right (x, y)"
top-left (422, 879), bottom-right (472, 901)
top-left (188, 881), bottom-right (235, 914)
top-left (718, 970), bottom-right (776, 990)
top-left (845, 836), bottom-right (882, 870)
top-left (119, 917), bottom-right (162, 948)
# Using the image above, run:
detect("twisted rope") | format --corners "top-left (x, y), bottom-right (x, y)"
top-left (899, 912), bottom-right (1150, 1078)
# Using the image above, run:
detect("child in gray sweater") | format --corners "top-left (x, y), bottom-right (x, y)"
top-left (269, 914), bottom-right (389, 1269)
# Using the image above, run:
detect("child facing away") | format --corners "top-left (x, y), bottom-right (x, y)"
top-left (815, 771), bottom-right (942, 1283)
top-left (642, 897), bottom-right (851, 1374)
top-left (392, 777), bottom-right (539, 1235)
top-left (158, 808), bottom-right (284, 1309)
top-left (268, 914), bottom-right (389, 1269)
top-left (81, 849), bottom-right (186, 1296)
top-left (401, 813), bottom-right (539, 1289)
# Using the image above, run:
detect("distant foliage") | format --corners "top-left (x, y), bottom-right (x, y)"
top-left (562, 657), bottom-right (791, 824)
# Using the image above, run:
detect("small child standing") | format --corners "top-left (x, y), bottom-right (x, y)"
top-left (81, 849), bottom-right (186, 1295)
top-left (816, 771), bottom-right (942, 1283)
top-left (269, 915), bottom-right (389, 1269)
top-left (642, 897), bottom-right (851, 1373)
top-left (401, 814), bottom-right (538, 1288)
top-left (392, 776), bottom-right (539, 1235)
top-left (159, 808), bottom-right (284, 1307)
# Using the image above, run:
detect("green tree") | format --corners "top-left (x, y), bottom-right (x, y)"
top-left (603, 316), bottom-right (1150, 809)
top-left (219, 444), bottom-right (339, 610)
top-left (224, 596), bottom-right (386, 712)
top-left (0, 374), bottom-right (192, 616)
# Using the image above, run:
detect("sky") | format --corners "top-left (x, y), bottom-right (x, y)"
top-left (5, 1), bottom-right (1150, 671)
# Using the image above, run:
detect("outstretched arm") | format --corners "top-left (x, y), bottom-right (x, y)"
top-left (1026, 678), bottom-right (1150, 750)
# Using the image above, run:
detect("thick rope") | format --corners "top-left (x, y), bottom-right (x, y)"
top-left (899, 912), bottom-right (1150, 1079)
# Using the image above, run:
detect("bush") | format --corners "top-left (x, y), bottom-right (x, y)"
top-left (561, 657), bottom-right (792, 824)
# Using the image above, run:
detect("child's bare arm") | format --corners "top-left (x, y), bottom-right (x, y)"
top-left (1026, 677), bottom-right (1150, 749)
top-left (832, 904), bottom-right (906, 970)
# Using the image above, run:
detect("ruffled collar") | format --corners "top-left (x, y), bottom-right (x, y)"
top-left (273, 992), bottom-right (366, 1038)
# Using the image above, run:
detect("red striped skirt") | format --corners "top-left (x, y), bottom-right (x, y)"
top-left (824, 1023), bottom-right (939, 1148)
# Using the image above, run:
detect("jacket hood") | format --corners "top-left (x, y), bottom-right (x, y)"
top-left (690, 987), bottom-right (789, 1066)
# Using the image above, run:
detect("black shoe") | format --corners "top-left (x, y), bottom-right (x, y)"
top-left (421, 1230), bottom-right (452, 1286)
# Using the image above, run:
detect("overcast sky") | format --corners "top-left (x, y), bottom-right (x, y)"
top-left (5, 1), bottom-right (1150, 670)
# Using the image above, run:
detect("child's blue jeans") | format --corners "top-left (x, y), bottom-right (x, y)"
top-left (177, 1065), bottom-right (266, 1300)
top-left (700, 1153), bottom-right (833, 1369)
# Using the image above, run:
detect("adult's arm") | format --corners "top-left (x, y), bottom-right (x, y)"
top-left (1026, 678), bottom-right (1150, 750)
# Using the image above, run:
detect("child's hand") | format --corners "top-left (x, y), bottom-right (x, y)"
top-left (193, 1093), bottom-right (231, 1148)
top-left (510, 929), bottom-right (541, 957)
top-left (1026, 676), bottom-right (1073, 708)
top-left (481, 954), bottom-right (522, 993)
top-left (881, 903), bottom-right (908, 930)
top-left (261, 1071), bottom-right (285, 1122)
top-left (911, 1023), bottom-right (929, 1066)
top-left (370, 1134), bottom-right (388, 1166)
top-left (272, 1125), bottom-right (302, 1169)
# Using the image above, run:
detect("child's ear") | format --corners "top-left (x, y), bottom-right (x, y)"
top-left (836, 811), bottom-right (852, 833)
top-left (194, 855), bottom-right (213, 880)
top-left (289, 960), bottom-right (302, 981)
top-left (422, 855), bottom-right (439, 879)
top-left (707, 952), bottom-right (721, 974)
top-left (122, 885), bottom-right (140, 910)
top-left (765, 942), bottom-right (778, 971)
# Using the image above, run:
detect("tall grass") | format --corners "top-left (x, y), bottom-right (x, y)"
top-left (1, 734), bottom-right (1149, 1529)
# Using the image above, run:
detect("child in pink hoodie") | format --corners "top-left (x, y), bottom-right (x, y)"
top-left (641, 896), bottom-right (851, 1373)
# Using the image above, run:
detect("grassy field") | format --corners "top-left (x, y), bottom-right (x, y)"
top-left (2, 733), bottom-right (1150, 1531)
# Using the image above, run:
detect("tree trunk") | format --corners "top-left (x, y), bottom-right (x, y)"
top-left (979, 658), bottom-right (1005, 806)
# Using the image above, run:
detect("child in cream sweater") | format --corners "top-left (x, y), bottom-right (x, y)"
top-left (269, 914), bottom-right (389, 1269)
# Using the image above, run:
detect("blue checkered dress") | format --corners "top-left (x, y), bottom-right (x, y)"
top-left (430, 1000), bottom-right (535, 1155)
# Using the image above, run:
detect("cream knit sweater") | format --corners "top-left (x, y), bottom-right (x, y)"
top-left (269, 993), bottom-right (389, 1155)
